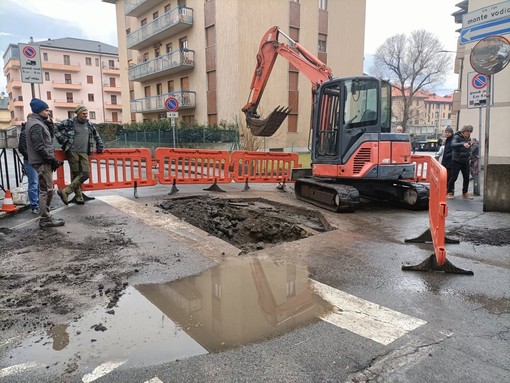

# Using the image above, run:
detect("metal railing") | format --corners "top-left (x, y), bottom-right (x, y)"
top-left (130, 91), bottom-right (196, 113)
top-left (126, 6), bottom-right (193, 49)
top-left (129, 49), bottom-right (194, 81)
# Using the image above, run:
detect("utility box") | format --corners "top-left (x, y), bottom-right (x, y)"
top-left (0, 127), bottom-right (19, 149)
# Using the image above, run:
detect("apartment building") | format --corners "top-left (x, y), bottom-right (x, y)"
top-left (3, 38), bottom-right (122, 125)
top-left (103, 0), bottom-right (366, 151)
top-left (391, 87), bottom-right (453, 138)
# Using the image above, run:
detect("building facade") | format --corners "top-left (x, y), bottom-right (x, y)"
top-left (3, 38), bottom-right (122, 125)
top-left (452, 0), bottom-right (510, 164)
top-left (391, 87), bottom-right (453, 139)
top-left (103, 0), bottom-right (366, 151)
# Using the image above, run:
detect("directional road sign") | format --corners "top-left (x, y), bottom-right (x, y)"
top-left (460, 17), bottom-right (510, 45)
top-left (164, 96), bottom-right (179, 112)
top-left (19, 43), bottom-right (43, 84)
top-left (462, 1), bottom-right (510, 29)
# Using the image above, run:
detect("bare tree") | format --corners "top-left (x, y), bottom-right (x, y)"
top-left (371, 30), bottom-right (451, 131)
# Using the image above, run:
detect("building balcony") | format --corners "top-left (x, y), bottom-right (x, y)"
top-left (6, 79), bottom-right (22, 91)
top-left (52, 81), bottom-right (82, 90)
top-left (102, 63), bottom-right (120, 75)
top-left (126, 6), bottom-right (193, 50)
top-left (12, 99), bottom-right (24, 108)
top-left (53, 99), bottom-right (84, 108)
top-left (105, 102), bottom-right (122, 110)
top-left (130, 91), bottom-right (196, 113)
top-left (4, 59), bottom-right (20, 71)
top-left (42, 62), bottom-right (81, 72)
top-left (128, 49), bottom-right (194, 82)
top-left (103, 85), bottom-right (122, 93)
top-left (125, 0), bottom-right (161, 17)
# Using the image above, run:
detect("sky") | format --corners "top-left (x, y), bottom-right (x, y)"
top-left (1, 0), bottom-right (461, 95)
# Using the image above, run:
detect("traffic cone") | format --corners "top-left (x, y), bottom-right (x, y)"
top-left (1, 189), bottom-right (19, 213)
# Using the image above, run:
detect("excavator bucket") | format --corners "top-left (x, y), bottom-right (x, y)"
top-left (245, 106), bottom-right (291, 137)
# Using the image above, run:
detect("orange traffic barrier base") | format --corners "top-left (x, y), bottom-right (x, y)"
top-left (402, 254), bottom-right (474, 275)
top-left (1, 189), bottom-right (19, 213)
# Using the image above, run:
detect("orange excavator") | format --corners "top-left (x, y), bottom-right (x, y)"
top-left (242, 26), bottom-right (429, 212)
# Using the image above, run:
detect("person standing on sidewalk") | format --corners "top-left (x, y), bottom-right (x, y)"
top-left (54, 105), bottom-right (104, 205)
top-left (18, 114), bottom-right (39, 214)
top-left (447, 125), bottom-right (473, 200)
top-left (25, 98), bottom-right (65, 228)
top-left (435, 127), bottom-right (454, 191)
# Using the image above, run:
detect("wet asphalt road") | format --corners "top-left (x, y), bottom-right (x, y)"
top-left (0, 180), bottom-right (509, 383)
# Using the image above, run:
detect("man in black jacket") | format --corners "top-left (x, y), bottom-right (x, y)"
top-left (447, 125), bottom-right (474, 200)
top-left (437, 127), bottom-right (454, 193)
top-left (25, 98), bottom-right (65, 228)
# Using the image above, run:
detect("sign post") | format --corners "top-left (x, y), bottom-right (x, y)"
top-left (164, 96), bottom-right (179, 147)
top-left (19, 43), bottom-right (43, 98)
top-left (469, 35), bottom-right (510, 210)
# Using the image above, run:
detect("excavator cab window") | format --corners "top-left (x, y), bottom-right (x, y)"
top-left (313, 77), bottom-right (382, 163)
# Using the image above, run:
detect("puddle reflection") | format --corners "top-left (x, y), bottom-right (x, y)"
top-left (1, 257), bottom-right (331, 374)
top-left (137, 256), bottom-right (333, 352)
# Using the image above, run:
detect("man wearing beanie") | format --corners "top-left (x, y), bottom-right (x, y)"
top-left (25, 98), bottom-right (65, 228)
top-left (54, 105), bottom-right (104, 205)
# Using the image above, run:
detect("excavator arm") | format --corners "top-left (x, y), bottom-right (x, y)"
top-left (242, 26), bottom-right (333, 136)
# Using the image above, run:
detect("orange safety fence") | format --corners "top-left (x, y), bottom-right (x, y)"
top-left (411, 154), bottom-right (448, 265)
top-left (231, 151), bottom-right (301, 183)
top-left (53, 148), bottom-right (157, 191)
top-left (154, 148), bottom-right (232, 184)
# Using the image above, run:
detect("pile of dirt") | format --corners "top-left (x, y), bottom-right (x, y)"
top-left (447, 226), bottom-right (510, 246)
top-left (159, 196), bottom-right (333, 254)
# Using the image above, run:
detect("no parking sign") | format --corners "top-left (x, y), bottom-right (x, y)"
top-left (467, 72), bottom-right (493, 108)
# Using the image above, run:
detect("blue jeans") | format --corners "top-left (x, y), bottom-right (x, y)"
top-left (24, 159), bottom-right (39, 210)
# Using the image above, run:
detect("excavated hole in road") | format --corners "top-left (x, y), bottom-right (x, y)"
top-left (158, 195), bottom-right (334, 254)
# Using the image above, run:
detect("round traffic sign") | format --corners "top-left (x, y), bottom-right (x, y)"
top-left (22, 46), bottom-right (37, 59)
top-left (165, 97), bottom-right (179, 112)
top-left (471, 73), bottom-right (487, 89)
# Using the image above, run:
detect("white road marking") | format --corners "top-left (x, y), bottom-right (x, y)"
top-left (145, 377), bottom-right (164, 383)
top-left (81, 360), bottom-right (127, 383)
top-left (97, 195), bottom-right (240, 259)
top-left (312, 280), bottom-right (427, 345)
top-left (0, 362), bottom-right (40, 378)
top-left (10, 205), bottom-right (68, 229)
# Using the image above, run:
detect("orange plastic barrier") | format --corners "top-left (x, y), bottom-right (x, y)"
top-left (54, 148), bottom-right (157, 190)
top-left (231, 151), bottom-right (301, 183)
top-left (411, 155), bottom-right (448, 265)
top-left (154, 148), bottom-right (232, 184)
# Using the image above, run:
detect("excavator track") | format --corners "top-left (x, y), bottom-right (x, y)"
top-left (294, 178), bottom-right (360, 212)
top-left (342, 179), bottom-right (430, 210)
top-left (294, 178), bottom-right (429, 213)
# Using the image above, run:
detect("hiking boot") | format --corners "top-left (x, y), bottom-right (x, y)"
top-left (39, 217), bottom-right (65, 228)
top-left (463, 193), bottom-right (473, 200)
top-left (57, 189), bottom-right (69, 205)
top-left (446, 192), bottom-right (455, 199)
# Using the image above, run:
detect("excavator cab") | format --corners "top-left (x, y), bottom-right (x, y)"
top-left (312, 76), bottom-right (392, 164)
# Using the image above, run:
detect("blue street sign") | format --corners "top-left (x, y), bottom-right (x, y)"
top-left (461, 17), bottom-right (510, 45)
top-left (165, 96), bottom-right (179, 112)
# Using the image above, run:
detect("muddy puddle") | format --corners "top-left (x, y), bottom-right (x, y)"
top-left (2, 257), bottom-right (333, 375)
top-left (158, 196), bottom-right (333, 254)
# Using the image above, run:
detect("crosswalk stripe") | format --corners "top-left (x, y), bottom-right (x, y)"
top-left (81, 360), bottom-right (128, 383)
top-left (0, 362), bottom-right (40, 378)
top-left (144, 377), bottom-right (164, 383)
top-left (312, 280), bottom-right (427, 345)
